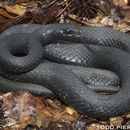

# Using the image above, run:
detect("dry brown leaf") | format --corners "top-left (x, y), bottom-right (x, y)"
top-left (65, 107), bottom-right (75, 115)
top-left (126, 114), bottom-right (130, 118)
top-left (0, 17), bottom-right (9, 25)
top-left (15, 0), bottom-right (38, 4)
top-left (109, 116), bottom-right (124, 126)
top-left (0, 0), bottom-right (58, 32)
top-left (100, 16), bottom-right (115, 26)
top-left (114, 19), bottom-right (130, 32)
top-left (0, 3), bottom-right (26, 15)
top-left (2, 91), bottom-right (45, 129)
top-left (124, 10), bottom-right (130, 22)
top-left (0, 8), bottom-right (15, 19)
top-left (113, 0), bottom-right (130, 9)
top-left (2, 91), bottom-right (80, 129)
top-left (29, 3), bottom-right (58, 24)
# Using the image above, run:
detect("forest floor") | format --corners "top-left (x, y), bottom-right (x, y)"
top-left (0, 0), bottom-right (130, 129)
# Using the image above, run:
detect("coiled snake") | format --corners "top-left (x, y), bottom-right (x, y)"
top-left (0, 23), bottom-right (130, 120)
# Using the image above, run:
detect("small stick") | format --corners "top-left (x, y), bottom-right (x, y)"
top-left (57, 0), bottom-right (73, 18)
top-left (0, 121), bottom-right (21, 128)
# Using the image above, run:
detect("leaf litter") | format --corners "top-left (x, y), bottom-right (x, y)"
top-left (0, 0), bottom-right (130, 129)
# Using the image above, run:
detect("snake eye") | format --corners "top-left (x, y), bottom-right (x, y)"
top-left (66, 29), bottom-right (71, 33)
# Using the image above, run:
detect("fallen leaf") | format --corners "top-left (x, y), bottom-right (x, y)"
top-left (1, 91), bottom-right (80, 129)
top-left (100, 16), bottom-right (115, 26)
top-left (109, 116), bottom-right (124, 126)
top-left (65, 107), bottom-right (75, 115)
top-left (114, 19), bottom-right (130, 32)
top-left (126, 114), bottom-right (130, 118)
top-left (2, 91), bottom-right (45, 129)
top-left (113, 0), bottom-right (130, 9)
top-left (0, 3), bottom-right (26, 15)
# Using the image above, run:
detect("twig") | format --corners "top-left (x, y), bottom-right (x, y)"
top-left (57, 0), bottom-right (72, 18)
top-left (0, 121), bottom-right (21, 128)
top-left (45, 99), bottom-right (60, 110)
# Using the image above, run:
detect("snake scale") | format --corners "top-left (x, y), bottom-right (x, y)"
top-left (0, 23), bottom-right (130, 120)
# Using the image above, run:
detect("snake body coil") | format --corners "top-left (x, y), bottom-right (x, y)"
top-left (0, 23), bottom-right (130, 120)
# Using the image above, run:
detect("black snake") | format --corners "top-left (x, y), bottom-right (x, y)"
top-left (0, 23), bottom-right (130, 120)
